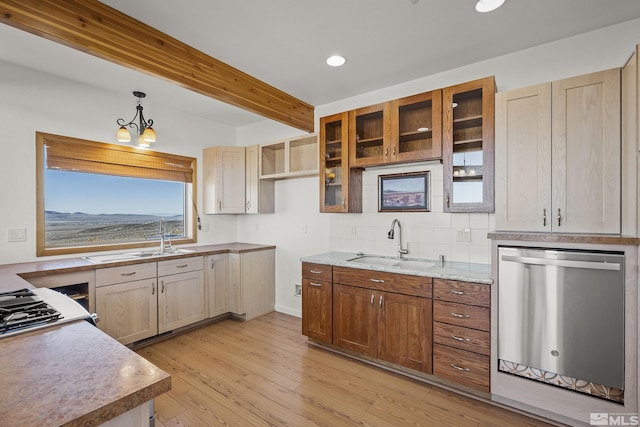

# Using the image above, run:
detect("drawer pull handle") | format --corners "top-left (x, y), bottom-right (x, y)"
top-left (450, 290), bottom-right (466, 295)
top-left (121, 272), bottom-right (136, 276)
top-left (309, 270), bottom-right (323, 274)
top-left (451, 335), bottom-right (470, 342)
top-left (450, 364), bottom-right (470, 372)
top-left (379, 295), bottom-right (383, 308)
top-left (370, 279), bottom-right (385, 283)
top-left (310, 282), bottom-right (323, 287)
top-left (450, 312), bottom-right (470, 319)
top-left (176, 264), bottom-right (188, 268)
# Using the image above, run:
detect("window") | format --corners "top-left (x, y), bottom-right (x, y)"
top-left (36, 132), bottom-right (197, 256)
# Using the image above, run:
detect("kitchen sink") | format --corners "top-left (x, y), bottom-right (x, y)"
top-left (347, 256), bottom-right (402, 266)
top-left (347, 256), bottom-right (437, 270)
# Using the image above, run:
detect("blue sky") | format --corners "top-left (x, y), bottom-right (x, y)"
top-left (45, 170), bottom-right (185, 215)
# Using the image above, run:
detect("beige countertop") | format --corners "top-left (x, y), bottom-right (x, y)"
top-left (0, 242), bottom-right (274, 426)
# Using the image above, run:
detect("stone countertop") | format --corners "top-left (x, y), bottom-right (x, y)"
top-left (0, 242), bottom-right (273, 426)
top-left (0, 321), bottom-right (170, 427)
top-left (301, 252), bottom-right (492, 284)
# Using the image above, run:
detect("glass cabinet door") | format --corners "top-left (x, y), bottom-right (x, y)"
top-left (320, 112), bottom-right (361, 212)
top-left (443, 77), bottom-right (495, 213)
top-left (393, 90), bottom-right (442, 162)
top-left (349, 103), bottom-right (387, 168)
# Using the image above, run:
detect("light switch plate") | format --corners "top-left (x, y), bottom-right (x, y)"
top-left (8, 228), bottom-right (26, 242)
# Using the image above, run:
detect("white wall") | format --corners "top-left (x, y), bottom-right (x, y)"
top-left (0, 60), bottom-right (239, 264)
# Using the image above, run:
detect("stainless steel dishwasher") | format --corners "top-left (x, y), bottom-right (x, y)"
top-left (498, 246), bottom-right (625, 391)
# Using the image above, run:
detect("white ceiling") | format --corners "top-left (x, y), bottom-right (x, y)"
top-left (2, 0), bottom-right (640, 128)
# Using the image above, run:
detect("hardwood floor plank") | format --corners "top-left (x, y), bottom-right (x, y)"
top-left (138, 312), bottom-right (555, 427)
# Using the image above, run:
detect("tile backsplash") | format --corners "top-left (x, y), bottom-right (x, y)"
top-left (329, 162), bottom-right (494, 265)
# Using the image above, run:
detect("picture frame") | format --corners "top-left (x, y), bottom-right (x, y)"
top-left (378, 171), bottom-right (430, 212)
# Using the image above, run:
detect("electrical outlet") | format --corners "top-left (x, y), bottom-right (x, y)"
top-left (8, 228), bottom-right (26, 242)
top-left (200, 223), bottom-right (210, 232)
top-left (456, 228), bottom-right (471, 242)
top-left (294, 284), bottom-right (302, 296)
top-left (301, 224), bottom-right (307, 234)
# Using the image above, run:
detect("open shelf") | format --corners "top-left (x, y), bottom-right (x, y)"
top-left (260, 134), bottom-right (318, 179)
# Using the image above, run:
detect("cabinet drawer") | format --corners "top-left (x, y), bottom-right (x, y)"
top-left (96, 262), bottom-right (157, 287)
top-left (433, 279), bottom-right (490, 307)
top-left (433, 322), bottom-right (490, 356)
top-left (334, 266), bottom-right (432, 297)
top-left (433, 300), bottom-right (490, 332)
top-left (433, 344), bottom-right (490, 393)
top-left (158, 256), bottom-right (203, 276)
top-left (302, 262), bottom-right (333, 281)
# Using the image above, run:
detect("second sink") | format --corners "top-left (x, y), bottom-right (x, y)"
top-left (347, 256), bottom-right (437, 270)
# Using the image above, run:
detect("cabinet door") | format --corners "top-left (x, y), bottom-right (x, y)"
top-left (378, 292), bottom-right (433, 373)
top-left (320, 112), bottom-right (362, 213)
top-left (246, 145), bottom-right (274, 214)
top-left (552, 69), bottom-right (621, 234)
top-left (333, 283), bottom-right (378, 357)
top-left (349, 103), bottom-right (388, 167)
top-left (95, 279), bottom-right (158, 345)
top-left (158, 270), bottom-right (205, 333)
top-left (207, 254), bottom-right (229, 318)
top-left (495, 83), bottom-right (552, 232)
top-left (391, 90), bottom-right (443, 163)
top-left (443, 76), bottom-right (496, 213)
top-left (242, 249), bottom-right (276, 321)
top-left (203, 146), bottom-right (246, 214)
top-left (302, 278), bottom-right (332, 344)
top-left (228, 252), bottom-right (243, 315)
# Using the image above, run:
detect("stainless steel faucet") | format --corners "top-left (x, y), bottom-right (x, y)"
top-left (159, 218), bottom-right (166, 253)
top-left (388, 218), bottom-right (409, 259)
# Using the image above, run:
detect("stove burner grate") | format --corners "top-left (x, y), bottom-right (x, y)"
top-left (0, 288), bottom-right (62, 335)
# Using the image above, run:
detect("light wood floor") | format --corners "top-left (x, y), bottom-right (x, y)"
top-left (136, 312), bottom-right (554, 427)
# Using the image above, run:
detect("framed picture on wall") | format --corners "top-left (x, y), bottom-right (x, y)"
top-left (378, 171), bottom-right (430, 212)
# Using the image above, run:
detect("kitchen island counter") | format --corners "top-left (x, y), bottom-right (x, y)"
top-left (0, 320), bottom-right (170, 427)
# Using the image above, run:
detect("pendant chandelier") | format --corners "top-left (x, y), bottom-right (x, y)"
top-left (116, 91), bottom-right (157, 147)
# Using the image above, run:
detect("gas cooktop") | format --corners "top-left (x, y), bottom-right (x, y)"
top-left (0, 288), bottom-right (92, 339)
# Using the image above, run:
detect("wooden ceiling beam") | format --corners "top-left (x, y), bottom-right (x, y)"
top-left (0, 0), bottom-right (314, 132)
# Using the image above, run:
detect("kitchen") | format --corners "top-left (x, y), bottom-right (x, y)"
top-left (2, 1), bottom-right (640, 426)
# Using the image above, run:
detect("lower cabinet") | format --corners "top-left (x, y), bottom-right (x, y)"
top-left (158, 270), bottom-right (205, 334)
top-left (332, 267), bottom-right (433, 374)
top-left (229, 249), bottom-right (276, 320)
top-left (206, 253), bottom-right (229, 318)
top-left (96, 278), bottom-right (158, 345)
top-left (301, 262), bottom-right (491, 393)
top-left (432, 278), bottom-right (491, 392)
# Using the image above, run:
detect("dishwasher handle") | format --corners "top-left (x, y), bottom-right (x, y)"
top-left (501, 255), bottom-right (621, 271)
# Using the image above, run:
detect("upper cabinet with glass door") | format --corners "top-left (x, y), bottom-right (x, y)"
top-left (442, 77), bottom-right (496, 213)
top-left (349, 90), bottom-right (442, 168)
top-left (320, 112), bottom-right (362, 213)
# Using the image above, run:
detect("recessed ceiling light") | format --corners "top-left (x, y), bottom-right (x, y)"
top-left (326, 55), bottom-right (346, 67)
top-left (475, 0), bottom-right (505, 12)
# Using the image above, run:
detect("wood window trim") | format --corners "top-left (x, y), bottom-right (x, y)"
top-left (36, 132), bottom-right (198, 257)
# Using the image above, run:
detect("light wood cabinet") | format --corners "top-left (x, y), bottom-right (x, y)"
top-left (260, 134), bottom-right (318, 179)
top-left (320, 112), bottom-right (362, 212)
top-left (95, 262), bottom-right (158, 345)
top-left (229, 249), bottom-right (276, 320)
top-left (301, 262), bottom-right (333, 344)
top-left (332, 267), bottom-right (433, 373)
top-left (245, 145), bottom-right (274, 214)
top-left (206, 253), bottom-right (229, 318)
top-left (443, 76), bottom-right (496, 213)
top-left (496, 69), bottom-right (621, 234)
top-left (203, 146), bottom-right (246, 214)
top-left (158, 269), bottom-right (205, 334)
top-left (432, 278), bottom-right (490, 392)
top-left (622, 45), bottom-right (639, 236)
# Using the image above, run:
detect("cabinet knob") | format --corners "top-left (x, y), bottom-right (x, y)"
top-left (384, 147), bottom-right (388, 159)
top-left (152, 282), bottom-right (155, 295)
top-left (379, 295), bottom-right (383, 308)
top-left (161, 280), bottom-right (165, 293)
top-left (451, 334), bottom-right (470, 342)
top-left (370, 294), bottom-right (375, 307)
top-left (450, 312), bottom-right (470, 319)
top-left (309, 270), bottom-right (322, 274)
top-left (450, 290), bottom-right (465, 295)
top-left (310, 282), bottom-right (323, 287)
top-left (246, 200), bottom-right (251, 210)
top-left (450, 363), bottom-right (470, 372)
top-left (219, 200), bottom-right (222, 211)
top-left (543, 208), bottom-right (547, 226)
top-left (392, 146), bottom-right (396, 158)
top-left (446, 193), bottom-right (451, 208)
top-left (342, 197), bottom-right (346, 208)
